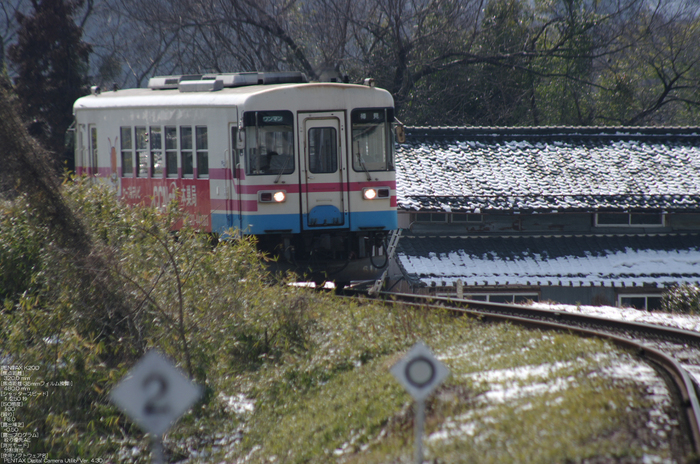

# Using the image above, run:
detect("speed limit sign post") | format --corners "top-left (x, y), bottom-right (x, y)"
top-left (110, 350), bottom-right (202, 463)
top-left (391, 341), bottom-right (449, 464)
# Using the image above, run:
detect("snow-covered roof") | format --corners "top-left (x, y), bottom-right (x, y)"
top-left (397, 232), bottom-right (700, 288)
top-left (396, 127), bottom-right (700, 213)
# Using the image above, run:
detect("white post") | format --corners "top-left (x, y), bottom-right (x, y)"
top-left (414, 399), bottom-right (425, 464)
top-left (151, 435), bottom-right (164, 464)
top-left (390, 342), bottom-right (449, 464)
top-left (456, 279), bottom-right (463, 299)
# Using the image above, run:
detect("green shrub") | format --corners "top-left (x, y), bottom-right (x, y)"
top-left (661, 284), bottom-right (700, 314)
top-left (0, 178), bottom-right (292, 459)
top-left (0, 197), bottom-right (46, 300)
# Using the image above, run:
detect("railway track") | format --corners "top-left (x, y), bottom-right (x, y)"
top-left (346, 288), bottom-right (700, 458)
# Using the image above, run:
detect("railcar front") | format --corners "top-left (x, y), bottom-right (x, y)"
top-left (72, 72), bottom-right (398, 284)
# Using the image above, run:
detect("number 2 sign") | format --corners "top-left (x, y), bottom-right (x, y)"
top-left (110, 350), bottom-right (202, 437)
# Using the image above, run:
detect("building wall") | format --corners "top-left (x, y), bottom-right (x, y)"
top-left (394, 210), bottom-right (697, 307)
top-left (385, 281), bottom-right (662, 310)
top-left (669, 214), bottom-right (700, 230)
top-left (541, 286), bottom-right (616, 306)
top-left (400, 211), bottom-right (700, 235)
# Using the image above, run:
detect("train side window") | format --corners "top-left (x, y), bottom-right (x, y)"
top-left (181, 126), bottom-right (193, 178)
top-left (196, 126), bottom-right (208, 178)
top-left (120, 126), bottom-right (133, 177)
top-left (308, 127), bottom-right (337, 173)
top-left (165, 126), bottom-right (178, 178)
top-left (244, 111), bottom-right (294, 175)
top-left (351, 108), bottom-right (391, 172)
top-left (135, 127), bottom-right (148, 177)
top-left (150, 126), bottom-right (163, 177)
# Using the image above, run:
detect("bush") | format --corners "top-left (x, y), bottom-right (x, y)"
top-left (661, 284), bottom-right (700, 315)
top-left (2, 178), bottom-right (465, 461)
top-left (0, 178), bottom-right (297, 460)
top-left (0, 197), bottom-right (46, 300)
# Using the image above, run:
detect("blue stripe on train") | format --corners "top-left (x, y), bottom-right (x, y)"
top-left (211, 210), bottom-right (397, 235)
top-left (349, 210), bottom-right (398, 231)
top-left (211, 213), bottom-right (300, 235)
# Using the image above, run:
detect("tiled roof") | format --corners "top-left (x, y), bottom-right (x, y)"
top-left (396, 127), bottom-right (700, 213)
top-left (397, 233), bottom-right (700, 288)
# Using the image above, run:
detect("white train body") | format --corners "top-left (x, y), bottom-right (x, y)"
top-left (73, 72), bottom-right (398, 282)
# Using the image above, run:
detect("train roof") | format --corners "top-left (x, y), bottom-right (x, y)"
top-left (73, 72), bottom-right (394, 112)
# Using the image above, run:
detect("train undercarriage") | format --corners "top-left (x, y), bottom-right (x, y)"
top-left (256, 230), bottom-right (392, 286)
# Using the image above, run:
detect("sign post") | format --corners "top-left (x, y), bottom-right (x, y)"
top-left (110, 350), bottom-right (202, 463)
top-left (390, 342), bottom-right (449, 464)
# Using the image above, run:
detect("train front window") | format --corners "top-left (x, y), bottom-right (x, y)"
top-left (352, 108), bottom-right (394, 172)
top-left (243, 111), bottom-right (294, 176)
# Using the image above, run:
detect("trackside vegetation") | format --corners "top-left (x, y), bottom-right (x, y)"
top-left (0, 180), bottom-right (684, 463)
top-left (662, 285), bottom-right (700, 315)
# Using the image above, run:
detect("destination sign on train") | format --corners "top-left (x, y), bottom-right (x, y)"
top-left (262, 115), bottom-right (284, 123)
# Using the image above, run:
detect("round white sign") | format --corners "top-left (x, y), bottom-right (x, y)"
top-left (390, 342), bottom-right (449, 401)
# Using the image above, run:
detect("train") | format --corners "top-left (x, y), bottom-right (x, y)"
top-left (72, 71), bottom-right (399, 285)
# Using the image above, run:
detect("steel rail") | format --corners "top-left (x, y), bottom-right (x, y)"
top-left (382, 292), bottom-right (700, 345)
top-left (350, 290), bottom-right (700, 455)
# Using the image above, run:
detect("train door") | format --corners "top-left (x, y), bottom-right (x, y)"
top-left (88, 124), bottom-right (98, 176)
top-left (297, 112), bottom-right (348, 229)
top-left (229, 123), bottom-right (242, 230)
top-left (77, 124), bottom-right (87, 175)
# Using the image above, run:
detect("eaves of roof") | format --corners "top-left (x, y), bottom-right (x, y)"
top-left (404, 126), bottom-right (700, 140)
top-left (399, 194), bottom-right (700, 214)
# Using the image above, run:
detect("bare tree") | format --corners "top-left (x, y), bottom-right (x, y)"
top-left (9, 0), bottom-right (698, 124)
top-left (606, 0), bottom-right (700, 125)
top-left (1, 0), bottom-right (30, 75)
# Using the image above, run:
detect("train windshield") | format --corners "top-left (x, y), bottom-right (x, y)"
top-left (243, 111), bottom-right (295, 176)
top-left (351, 108), bottom-right (394, 172)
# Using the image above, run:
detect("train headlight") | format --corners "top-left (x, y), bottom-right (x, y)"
top-left (363, 187), bottom-right (390, 200)
top-left (259, 190), bottom-right (287, 203)
top-left (363, 188), bottom-right (377, 200)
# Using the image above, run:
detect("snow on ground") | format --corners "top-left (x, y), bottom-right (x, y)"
top-left (530, 301), bottom-right (700, 389)
top-left (428, 301), bottom-right (700, 460)
top-left (529, 301), bottom-right (700, 332)
top-left (430, 338), bottom-right (676, 463)
top-left (193, 304), bottom-right (697, 462)
top-left (220, 392), bottom-right (255, 416)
